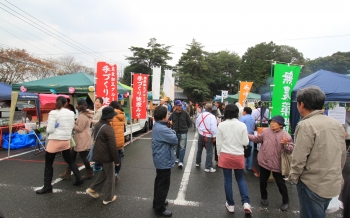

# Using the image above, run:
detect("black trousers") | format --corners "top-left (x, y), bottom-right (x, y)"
top-left (214, 141), bottom-right (218, 162)
top-left (153, 169), bottom-right (171, 213)
top-left (259, 165), bottom-right (289, 204)
top-left (45, 149), bottom-right (81, 186)
top-left (70, 150), bottom-right (92, 170)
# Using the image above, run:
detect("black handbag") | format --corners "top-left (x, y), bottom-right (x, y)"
top-left (243, 145), bottom-right (252, 158)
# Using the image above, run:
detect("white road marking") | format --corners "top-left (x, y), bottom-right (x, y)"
top-left (0, 149), bottom-right (35, 161)
top-left (75, 192), bottom-right (200, 207)
top-left (138, 138), bottom-right (197, 142)
top-left (33, 165), bottom-right (85, 191)
top-left (174, 131), bottom-right (200, 206)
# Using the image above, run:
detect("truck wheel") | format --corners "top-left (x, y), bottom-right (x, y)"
top-left (143, 121), bottom-right (149, 133)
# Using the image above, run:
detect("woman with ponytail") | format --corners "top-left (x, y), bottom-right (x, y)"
top-left (36, 96), bottom-right (83, 194)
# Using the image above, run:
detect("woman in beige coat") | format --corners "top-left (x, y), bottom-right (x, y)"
top-left (59, 99), bottom-right (93, 180)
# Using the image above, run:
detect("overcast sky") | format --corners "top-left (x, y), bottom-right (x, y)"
top-left (1, 0), bottom-right (350, 70)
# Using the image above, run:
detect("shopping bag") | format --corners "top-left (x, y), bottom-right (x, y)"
top-left (281, 149), bottom-right (292, 176)
top-left (326, 195), bottom-right (339, 213)
top-left (70, 138), bottom-right (76, 148)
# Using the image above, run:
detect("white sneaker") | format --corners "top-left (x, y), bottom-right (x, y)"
top-left (103, 195), bottom-right (117, 205)
top-left (225, 202), bottom-right (234, 212)
top-left (204, 168), bottom-right (216, 173)
top-left (243, 203), bottom-right (252, 214)
top-left (178, 163), bottom-right (183, 169)
top-left (175, 160), bottom-right (178, 164)
top-left (195, 164), bottom-right (200, 167)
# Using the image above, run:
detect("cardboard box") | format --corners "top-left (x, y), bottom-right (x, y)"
top-left (42, 113), bottom-right (49, 122)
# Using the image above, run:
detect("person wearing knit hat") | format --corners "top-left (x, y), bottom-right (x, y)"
top-left (248, 114), bottom-right (294, 212)
top-left (168, 99), bottom-right (192, 169)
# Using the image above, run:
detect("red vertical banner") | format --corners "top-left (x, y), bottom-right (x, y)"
top-left (132, 74), bottom-right (148, 119)
top-left (96, 62), bottom-right (118, 106)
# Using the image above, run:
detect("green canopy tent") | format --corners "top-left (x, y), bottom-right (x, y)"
top-left (12, 72), bottom-right (130, 98)
top-left (8, 73), bottom-right (130, 156)
top-left (224, 92), bottom-right (261, 103)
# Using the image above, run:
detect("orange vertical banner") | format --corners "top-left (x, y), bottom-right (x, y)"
top-left (239, 82), bottom-right (253, 106)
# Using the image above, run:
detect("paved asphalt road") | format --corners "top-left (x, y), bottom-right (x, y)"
top-left (0, 129), bottom-right (348, 218)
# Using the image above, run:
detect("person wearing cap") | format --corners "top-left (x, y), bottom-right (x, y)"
top-left (152, 105), bottom-right (178, 217)
top-left (289, 86), bottom-right (346, 218)
top-left (168, 100), bottom-right (191, 169)
top-left (86, 106), bottom-right (120, 205)
top-left (195, 103), bottom-right (218, 173)
top-left (248, 115), bottom-right (294, 212)
top-left (59, 99), bottom-right (94, 180)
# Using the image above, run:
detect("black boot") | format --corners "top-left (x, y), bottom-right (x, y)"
top-left (70, 163), bottom-right (84, 186)
top-left (36, 167), bottom-right (53, 194)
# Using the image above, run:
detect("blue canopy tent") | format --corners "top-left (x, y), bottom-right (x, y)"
top-left (261, 91), bottom-right (272, 101)
top-left (0, 82), bottom-right (41, 121)
top-left (290, 70), bottom-right (350, 136)
top-left (259, 70), bottom-right (350, 136)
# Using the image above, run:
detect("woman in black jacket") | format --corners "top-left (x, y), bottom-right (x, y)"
top-left (85, 106), bottom-right (120, 205)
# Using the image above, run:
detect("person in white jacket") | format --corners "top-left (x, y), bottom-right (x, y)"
top-left (36, 96), bottom-right (83, 194)
top-left (195, 103), bottom-right (217, 172)
top-left (216, 103), bottom-right (252, 214)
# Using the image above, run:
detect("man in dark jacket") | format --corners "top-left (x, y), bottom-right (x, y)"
top-left (86, 106), bottom-right (120, 205)
top-left (168, 100), bottom-right (191, 169)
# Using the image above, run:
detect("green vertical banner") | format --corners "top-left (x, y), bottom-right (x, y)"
top-left (272, 64), bottom-right (301, 133)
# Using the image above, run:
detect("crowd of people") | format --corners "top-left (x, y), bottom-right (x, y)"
top-left (154, 86), bottom-right (348, 217)
top-left (34, 86), bottom-right (349, 218)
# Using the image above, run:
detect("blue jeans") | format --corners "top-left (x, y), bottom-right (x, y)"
top-left (297, 180), bottom-right (331, 218)
top-left (223, 168), bottom-right (250, 205)
top-left (115, 150), bottom-right (123, 175)
top-left (196, 134), bottom-right (214, 169)
top-left (175, 133), bottom-right (187, 164)
top-left (244, 141), bottom-right (254, 170)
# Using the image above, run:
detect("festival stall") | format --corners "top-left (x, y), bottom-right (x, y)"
top-left (260, 69), bottom-right (350, 137)
top-left (0, 82), bottom-right (41, 149)
top-left (224, 92), bottom-right (261, 103)
top-left (290, 70), bottom-right (350, 136)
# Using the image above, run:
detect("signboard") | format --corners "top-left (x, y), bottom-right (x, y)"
top-left (132, 74), bottom-right (148, 119)
top-left (239, 82), bottom-right (253, 106)
top-left (96, 62), bottom-right (117, 106)
top-left (272, 64), bottom-right (301, 133)
top-left (328, 104), bottom-right (346, 125)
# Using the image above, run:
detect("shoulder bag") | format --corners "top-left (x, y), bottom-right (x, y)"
top-left (281, 145), bottom-right (292, 176)
top-left (86, 124), bottom-right (106, 162)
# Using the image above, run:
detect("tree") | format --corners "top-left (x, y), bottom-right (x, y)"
top-left (125, 38), bottom-right (173, 90)
top-left (120, 64), bottom-right (149, 86)
top-left (0, 48), bottom-right (53, 84)
top-left (176, 39), bottom-right (212, 102)
top-left (240, 42), bottom-right (305, 93)
top-left (206, 51), bottom-right (241, 95)
top-left (305, 52), bottom-right (350, 75)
